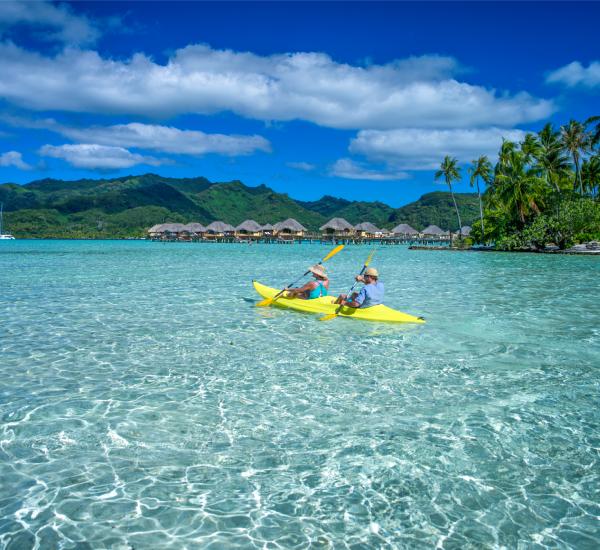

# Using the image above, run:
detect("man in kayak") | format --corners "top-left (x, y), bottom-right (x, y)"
top-left (336, 267), bottom-right (384, 308)
top-left (285, 265), bottom-right (330, 299)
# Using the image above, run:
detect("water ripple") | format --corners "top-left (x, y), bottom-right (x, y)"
top-left (1, 241), bottom-right (599, 548)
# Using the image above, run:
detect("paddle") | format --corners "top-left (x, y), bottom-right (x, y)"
top-left (319, 248), bottom-right (376, 321)
top-left (257, 244), bottom-right (345, 307)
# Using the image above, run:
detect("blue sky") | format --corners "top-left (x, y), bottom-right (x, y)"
top-left (0, 1), bottom-right (598, 206)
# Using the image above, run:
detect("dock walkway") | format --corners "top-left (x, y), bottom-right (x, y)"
top-left (151, 233), bottom-right (451, 246)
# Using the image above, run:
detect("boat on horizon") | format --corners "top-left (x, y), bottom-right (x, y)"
top-left (0, 203), bottom-right (15, 240)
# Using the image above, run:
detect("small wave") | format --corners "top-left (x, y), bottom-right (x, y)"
top-left (107, 428), bottom-right (129, 447)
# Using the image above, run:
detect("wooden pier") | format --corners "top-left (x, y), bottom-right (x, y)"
top-left (151, 232), bottom-right (451, 246)
top-left (148, 219), bottom-right (457, 246)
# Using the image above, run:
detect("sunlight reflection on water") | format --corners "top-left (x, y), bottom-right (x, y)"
top-left (1, 240), bottom-right (599, 548)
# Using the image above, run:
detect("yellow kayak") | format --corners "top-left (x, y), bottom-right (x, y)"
top-left (253, 281), bottom-right (425, 324)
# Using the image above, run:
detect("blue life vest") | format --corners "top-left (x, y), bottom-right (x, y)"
top-left (307, 282), bottom-right (328, 299)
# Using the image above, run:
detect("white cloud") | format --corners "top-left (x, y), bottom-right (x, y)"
top-left (546, 61), bottom-right (600, 89)
top-left (287, 161), bottom-right (316, 171)
top-left (0, 150), bottom-right (31, 170)
top-left (0, 1), bottom-right (98, 45)
top-left (39, 144), bottom-right (163, 170)
top-left (57, 122), bottom-right (270, 156)
top-left (0, 116), bottom-right (271, 157)
top-left (349, 127), bottom-right (527, 170)
top-left (0, 42), bottom-right (553, 129)
top-left (331, 158), bottom-right (410, 181)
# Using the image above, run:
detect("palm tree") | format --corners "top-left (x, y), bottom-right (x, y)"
top-left (582, 155), bottom-right (600, 197)
top-left (536, 123), bottom-right (571, 196)
top-left (468, 155), bottom-right (492, 237)
top-left (494, 139), bottom-right (518, 184)
top-left (561, 120), bottom-right (592, 194)
top-left (521, 133), bottom-right (542, 165)
top-left (585, 115), bottom-right (600, 149)
top-left (494, 150), bottom-right (545, 226)
top-left (435, 155), bottom-right (463, 239)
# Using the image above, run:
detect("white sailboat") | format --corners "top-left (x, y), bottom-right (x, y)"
top-left (0, 203), bottom-right (15, 239)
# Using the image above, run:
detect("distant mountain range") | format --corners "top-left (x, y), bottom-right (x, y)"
top-left (0, 173), bottom-right (480, 238)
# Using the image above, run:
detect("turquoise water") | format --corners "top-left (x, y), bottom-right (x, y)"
top-left (1, 240), bottom-right (599, 549)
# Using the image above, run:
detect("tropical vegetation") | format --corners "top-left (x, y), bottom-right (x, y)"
top-left (435, 156), bottom-right (463, 237)
top-left (468, 155), bottom-right (493, 237)
top-left (443, 116), bottom-right (600, 250)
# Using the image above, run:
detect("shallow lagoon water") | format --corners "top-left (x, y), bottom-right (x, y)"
top-left (1, 240), bottom-right (599, 549)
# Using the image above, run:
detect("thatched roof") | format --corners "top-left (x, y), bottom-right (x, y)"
top-left (460, 226), bottom-right (472, 236)
top-left (392, 223), bottom-right (418, 235)
top-left (236, 220), bottom-right (262, 232)
top-left (260, 223), bottom-right (274, 231)
top-left (354, 222), bottom-right (380, 232)
top-left (320, 217), bottom-right (354, 231)
top-left (274, 218), bottom-right (307, 232)
top-left (206, 221), bottom-right (235, 233)
top-left (182, 222), bottom-right (207, 233)
top-left (161, 223), bottom-right (186, 233)
top-left (148, 224), bottom-right (164, 233)
top-left (422, 225), bottom-right (447, 236)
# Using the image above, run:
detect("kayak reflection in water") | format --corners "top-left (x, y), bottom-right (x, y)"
top-left (285, 265), bottom-right (329, 300)
top-left (335, 267), bottom-right (384, 308)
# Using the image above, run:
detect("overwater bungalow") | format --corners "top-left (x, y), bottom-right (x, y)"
top-left (392, 223), bottom-right (418, 237)
top-left (235, 220), bottom-right (262, 238)
top-left (148, 224), bottom-right (166, 238)
top-left (422, 225), bottom-right (450, 239)
top-left (259, 223), bottom-right (275, 237)
top-left (206, 221), bottom-right (236, 238)
top-left (354, 222), bottom-right (380, 238)
top-left (274, 218), bottom-right (307, 238)
top-left (320, 218), bottom-right (355, 238)
top-left (160, 223), bottom-right (186, 239)
top-left (180, 222), bottom-right (207, 240)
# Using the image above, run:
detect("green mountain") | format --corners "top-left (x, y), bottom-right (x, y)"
top-left (296, 196), bottom-right (396, 227)
top-left (0, 173), bottom-right (479, 238)
top-left (388, 192), bottom-right (481, 231)
top-left (195, 182), bottom-right (323, 227)
top-left (296, 195), bottom-right (352, 217)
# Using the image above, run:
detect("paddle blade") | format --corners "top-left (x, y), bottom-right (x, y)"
top-left (256, 298), bottom-right (273, 307)
top-left (319, 313), bottom-right (338, 321)
top-left (322, 244), bottom-right (345, 263)
top-left (365, 249), bottom-right (376, 267)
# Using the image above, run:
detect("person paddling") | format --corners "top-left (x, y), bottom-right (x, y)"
top-left (336, 267), bottom-right (384, 308)
top-left (285, 265), bottom-right (329, 300)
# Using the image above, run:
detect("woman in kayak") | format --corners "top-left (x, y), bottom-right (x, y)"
top-left (285, 265), bottom-right (329, 299)
top-left (336, 267), bottom-right (384, 308)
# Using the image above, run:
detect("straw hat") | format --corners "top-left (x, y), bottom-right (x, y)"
top-left (308, 264), bottom-right (328, 279)
top-left (364, 267), bottom-right (379, 277)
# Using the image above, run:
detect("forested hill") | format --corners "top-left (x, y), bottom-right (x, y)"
top-left (0, 173), bottom-right (479, 238)
top-left (390, 191), bottom-right (480, 231)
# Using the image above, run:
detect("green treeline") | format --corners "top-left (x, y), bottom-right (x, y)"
top-left (437, 117), bottom-right (600, 249)
top-left (0, 174), bottom-right (479, 239)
